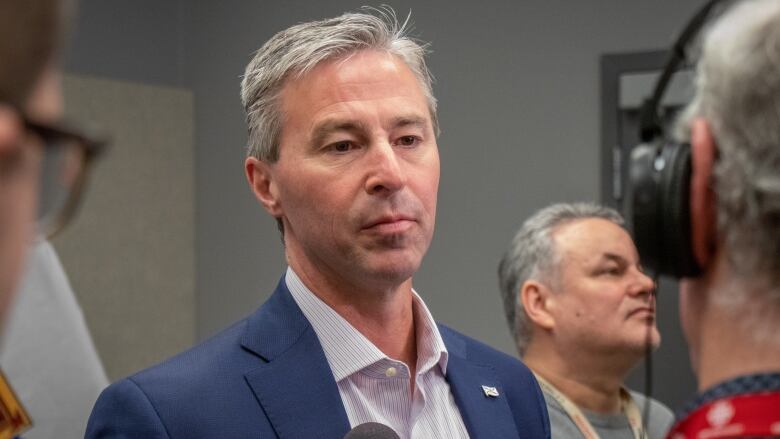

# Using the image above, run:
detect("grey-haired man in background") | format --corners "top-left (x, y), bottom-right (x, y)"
top-left (498, 203), bottom-right (674, 438)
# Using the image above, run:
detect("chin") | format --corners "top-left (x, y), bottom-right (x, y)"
top-left (368, 246), bottom-right (424, 272)
top-left (644, 339), bottom-right (661, 354)
top-left (371, 263), bottom-right (418, 283)
top-left (624, 329), bottom-right (661, 354)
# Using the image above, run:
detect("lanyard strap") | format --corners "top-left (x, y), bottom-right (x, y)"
top-left (666, 391), bottom-right (780, 438)
top-left (0, 368), bottom-right (32, 439)
top-left (534, 373), bottom-right (646, 439)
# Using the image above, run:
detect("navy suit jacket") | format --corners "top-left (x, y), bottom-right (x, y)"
top-left (86, 279), bottom-right (550, 438)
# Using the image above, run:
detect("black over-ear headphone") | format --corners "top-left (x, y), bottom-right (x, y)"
top-left (629, 0), bottom-right (728, 278)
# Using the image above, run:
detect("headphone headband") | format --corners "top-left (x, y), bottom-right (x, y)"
top-left (639, 0), bottom-right (727, 142)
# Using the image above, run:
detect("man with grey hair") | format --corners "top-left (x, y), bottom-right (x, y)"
top-left (665, 0), bottom-right (780, 436)
top-left (87, 9), bottom-right (550, 439)
top-left (498, 202), bottom-right (674, 438)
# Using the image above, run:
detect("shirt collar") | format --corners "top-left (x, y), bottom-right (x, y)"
top-left (285, 267), bottom-right (449, 382)
top-left (676, 372), bottom-right (780, 420)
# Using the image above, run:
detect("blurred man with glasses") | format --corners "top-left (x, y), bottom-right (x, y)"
top-left (0, 0), bottom-right (105, 329)
top-left (0, 1), bottom-right (106, 437)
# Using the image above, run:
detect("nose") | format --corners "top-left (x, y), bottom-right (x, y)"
top-left (364, 142), bottom-right (405, 196)
top-left (628, 268), bottom-right (656, 299)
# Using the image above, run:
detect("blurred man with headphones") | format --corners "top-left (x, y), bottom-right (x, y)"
top-left (630, 0), bottom-right (780, 436)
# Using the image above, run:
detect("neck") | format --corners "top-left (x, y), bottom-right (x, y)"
top-left (697, 327), bottom-right (780, 391)
top-left (684, 252), bottom-right (780, 391)
top-left (287, 254), bottom-right (418, 372)
top-left (524, 340), bottom-right (634, 414)
top-left (694, 296), bottom-right (780, 391)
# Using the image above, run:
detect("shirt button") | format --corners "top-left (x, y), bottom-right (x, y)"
top-left (385, 367), bottom-right (397, 378)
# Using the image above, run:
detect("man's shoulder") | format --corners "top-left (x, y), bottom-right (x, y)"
top-left (627, 390), bottom-right (674, 415)
top-left (101, 316), bottom-right (256, 409)
top-left (124, 277), bottom-right (297, 390)
top-left (627, 389), bottom-right (676, 435)
top-left (86, 316), bottom-right (277, 438)
top-left (134, 318), bottom-right (252, 384)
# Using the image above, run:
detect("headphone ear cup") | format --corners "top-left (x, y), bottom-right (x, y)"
top-left (659, 142), bottom-right (701, 277)
top-left (630, 143), bottom-right (663, 274)
top-left (630, 141), bottom-right (702, 277)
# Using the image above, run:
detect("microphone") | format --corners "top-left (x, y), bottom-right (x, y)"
top-left (343, 422), bottom-right (400, 439)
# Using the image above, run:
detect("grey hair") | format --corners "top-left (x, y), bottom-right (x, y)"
top-left (497, 203), bottom-right (624, 356)
top-left (675, 0), bottom-right (780, 322)
top-left (240, 7), bottom-right (438, 162)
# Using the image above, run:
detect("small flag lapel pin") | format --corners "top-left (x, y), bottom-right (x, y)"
top-left (481, 385), bottom-right (499, 397)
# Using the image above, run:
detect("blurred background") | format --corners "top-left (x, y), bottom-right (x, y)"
top-left (55, 0), bottom-right (704, 411)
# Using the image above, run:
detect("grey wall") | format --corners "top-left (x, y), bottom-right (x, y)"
top-left (55, 75), bottom-right (194, 380)
top-left (65, 0), bottom-right (186, 87)
top-left (65, 0), bottom-right (704, 409)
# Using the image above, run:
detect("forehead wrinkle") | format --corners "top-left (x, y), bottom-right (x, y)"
top-left (390, 115), bottom-right (428, 130)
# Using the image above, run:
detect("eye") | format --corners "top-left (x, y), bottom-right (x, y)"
top-left (326, 141), bottom-right (357, 153)
top-left (600, 265), bottom-right (623, 276)
top-left (395, 135), bottom-right (421, 148)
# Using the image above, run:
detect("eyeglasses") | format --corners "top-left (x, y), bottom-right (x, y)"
top-left (24, 116), bottom-right (108, 238)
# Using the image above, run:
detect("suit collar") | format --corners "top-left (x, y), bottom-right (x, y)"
top-left (440, 326), bottom-right (521, 438)
top-left (240, 278), bottom-right (351, 438)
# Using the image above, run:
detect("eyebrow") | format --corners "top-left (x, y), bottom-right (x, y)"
top-left (310, 120), bottom-right (370, 147)
top-left (598, 252), bottom-right (646, 273)
top-left (600, 253), bottom-right (628, 265)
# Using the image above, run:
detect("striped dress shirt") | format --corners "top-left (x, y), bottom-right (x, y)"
top-left (286, 268), bottom-right (470, 439)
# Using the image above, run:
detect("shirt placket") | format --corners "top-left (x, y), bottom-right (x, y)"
top-left (367, 358), bottom-right (413, 437)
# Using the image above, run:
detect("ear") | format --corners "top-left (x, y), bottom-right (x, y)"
top-left (520, 280), bottom-right (555, 331)
top-left (245, 156), bottom-right (283, 217)
top-left (689, 117), bottom-right (718, 270)
top-left (0, 106), bottom-right (21, 156)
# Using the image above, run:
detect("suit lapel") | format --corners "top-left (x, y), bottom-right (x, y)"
top-left (442, 328), bottom-right (521, 438)
top-left (241, 279), bottom-right (351, 439)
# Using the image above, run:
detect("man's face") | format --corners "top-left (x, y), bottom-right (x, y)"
top-left (263, 50), bottom-right (439, 291)
top-left (0, 66), bottom-right (62, 316)
top-left (546, 218), bottom-right (660, 358)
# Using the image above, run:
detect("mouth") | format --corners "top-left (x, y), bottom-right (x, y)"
top-left (362, 215), bottom-right (417, 234)
top-left (627, 307), bottom-right (656, 320)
